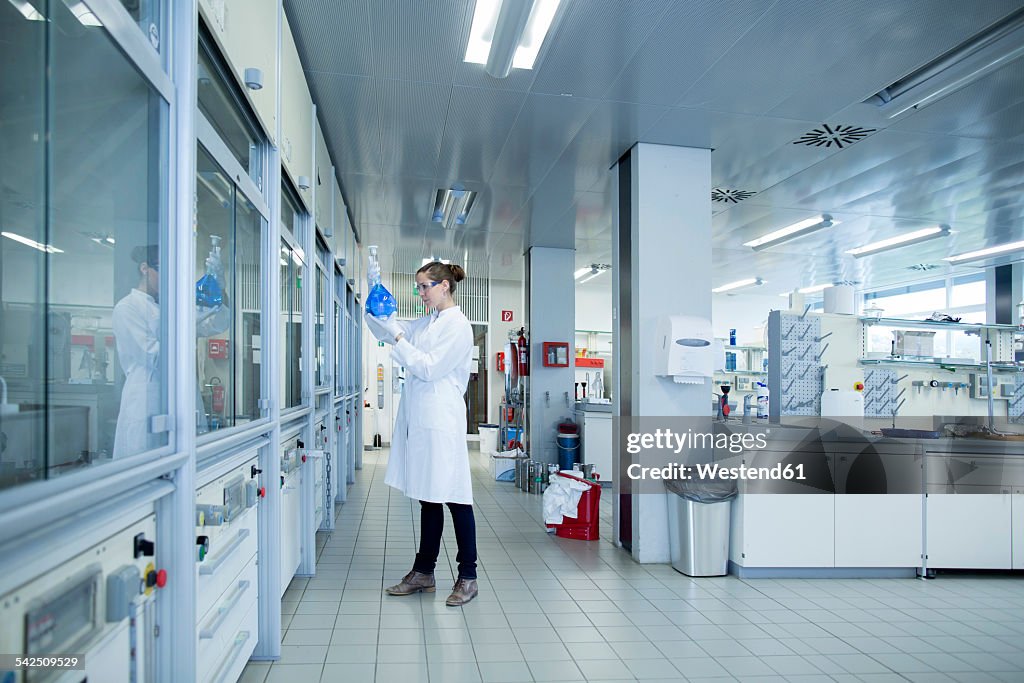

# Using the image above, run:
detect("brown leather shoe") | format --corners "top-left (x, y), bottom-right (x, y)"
top-left (385, 570), bottom-right (436, 596)
top-left (445, 578), bottom-right (478, 606)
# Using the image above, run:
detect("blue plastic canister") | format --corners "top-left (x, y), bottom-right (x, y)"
top-left (556, 433), bottom-right (580, 471)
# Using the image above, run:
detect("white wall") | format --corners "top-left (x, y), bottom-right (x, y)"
top-left (575, 284), bottom-right (612, 331)
top-left (712, 292), bottom-right (780, 346)
top-left (486, 278), bottom-right (524, 426)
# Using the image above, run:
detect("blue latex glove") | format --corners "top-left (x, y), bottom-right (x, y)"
top-left (366, 313), bottom-right (402, 345)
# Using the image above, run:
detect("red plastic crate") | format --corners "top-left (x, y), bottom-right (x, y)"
top-left (548, 472), bottom-right (600, 541)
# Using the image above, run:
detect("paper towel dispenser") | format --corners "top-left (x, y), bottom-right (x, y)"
top-left (654, 316), bottom-right (713, 385)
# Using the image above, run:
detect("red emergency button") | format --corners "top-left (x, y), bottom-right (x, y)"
top-left (155, 569), bottom-right (167, 588)
top-left (259, 487), bottom-right (266, 498)
top-left (301, 454), bottom-right (307, 463)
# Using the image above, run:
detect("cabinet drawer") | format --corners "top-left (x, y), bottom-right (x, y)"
top-left (198, 560), bottom-right (258, 680)
top-left (198, 505), bottom-right (257, 619)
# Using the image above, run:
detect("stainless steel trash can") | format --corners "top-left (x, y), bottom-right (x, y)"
top-left (665, 476), bottom-right (737, 577)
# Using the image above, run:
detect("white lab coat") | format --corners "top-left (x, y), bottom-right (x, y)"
top-left (385, 306), bottom-right (474, 504)
top-left (112, 288), bottom-right (160, 458)
top-left (112, 289), bottom-right (231, 457)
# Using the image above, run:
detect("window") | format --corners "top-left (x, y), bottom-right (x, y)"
top-left (280, 184), bottom-right (305, 410)
top-left (1, 2), bottom-right (168, 490)
top-left (117, 0), bottom-right (163, 55)
top-left (315, 264), bottom-right (328, 387)
top-left (194, 146), bottom-right (264, 436)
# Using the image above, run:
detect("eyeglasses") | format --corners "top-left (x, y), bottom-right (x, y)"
top-left (415, 281), bottom-right (441, 293)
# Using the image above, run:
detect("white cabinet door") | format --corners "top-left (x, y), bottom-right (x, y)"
top-left (734, 494), bottom-right (834, 567)
top-left (1012, 489), bottom-right (1024, 570)
top-left (926, 493), bottom-right (1012, 569)
top-left (835, 494), bottom-right (921, 567)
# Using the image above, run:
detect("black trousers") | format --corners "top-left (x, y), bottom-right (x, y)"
top-left (412, 500), bottom-right (477, 580)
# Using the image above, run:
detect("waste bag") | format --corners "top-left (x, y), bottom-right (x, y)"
top-left (665, 475), bottom-right (737, 576)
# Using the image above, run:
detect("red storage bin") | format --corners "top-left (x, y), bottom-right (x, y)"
top-left (547, 472), bottom-right (600, 540)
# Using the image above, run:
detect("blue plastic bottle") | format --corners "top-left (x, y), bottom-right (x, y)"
top-left (365, 245), bottom-right (396, 317)
top-left (196, 235), bottom-right (223, 307)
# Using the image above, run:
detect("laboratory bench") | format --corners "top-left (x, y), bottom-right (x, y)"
top-left (708, 421), bottom-right (1024, 576)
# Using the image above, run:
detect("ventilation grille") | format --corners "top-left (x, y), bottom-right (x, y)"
top-left (712, 188), bottom-right (757, 203)
top-left (391, 272), bottom-right (490, 323)
top-left (793, 124), bottom-right (877, 148)
top-left (907, 263), bottom-right (940, 271)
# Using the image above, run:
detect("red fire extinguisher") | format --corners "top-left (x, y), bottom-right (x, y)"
top-left (517, 328), bottom-right (529, 377)
top-left (210, 377), bottom-right (224, 413)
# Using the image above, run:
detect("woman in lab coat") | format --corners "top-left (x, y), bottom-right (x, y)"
top-left (365, 261), bottom-right (478, 606)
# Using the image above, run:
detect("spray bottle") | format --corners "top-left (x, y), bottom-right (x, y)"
top-left (195, 235), bottom-right (224, 307)
top-left (364, 245), bottom-right (396, 317)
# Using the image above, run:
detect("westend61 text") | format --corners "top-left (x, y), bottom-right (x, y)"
top-left (627, 462), bottom-right (806, 481)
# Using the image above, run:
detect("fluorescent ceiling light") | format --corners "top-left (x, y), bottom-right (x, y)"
top-left (63, 0), bottom-right (102, 26)
top-left (578, 270), bottom-right (606, 285)
top-left (8, 0), bottom-right (45, 20)
top-left (743, 215), bottom-right (835, 250)
top-left (573, 267), bottom-right (591, 280)
top-left (2, 231), bottom-right (63, 253)
top-left (944, 240), bottom-right (1024, 264)
top-left (712, 277), bottom-right (763, 294)
top-left (846, 226), bottom-right (950, 258)
top-left (465, 0), bottom-right (561, 78)
top-left (421, 257), bottom-right (451, 266)
top-left (869, 9), bottom-right (1024, 118)
top-left (430, 187), bottom-right (477, 230)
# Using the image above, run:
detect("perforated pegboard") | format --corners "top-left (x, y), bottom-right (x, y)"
top-left (1008, 372), bottom-right (1024, 421)
top-left (776, 313), bottom-right (823, 416)
top-left (863, 368), bottom-right (897, 418)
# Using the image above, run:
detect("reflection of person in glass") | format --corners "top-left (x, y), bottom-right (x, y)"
top-left (196, 235), bottom-right (230, 431)
top-left (112, 245), bottom-right (161, 458)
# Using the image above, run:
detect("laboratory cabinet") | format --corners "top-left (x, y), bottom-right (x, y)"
top-left (280, 13), bottom-right (314, 212)
top-left (1013, 489), bottom-right (1024, 570)
top-left (0, 513), bottom-right (160, 683)
top-left (926, 493), bottom-right (1012, 569)
top-left (574, 405), bottom-right (613, 484)
top-left (730, 494), bottom-right (836, 568)
top-left (280, 449), bottom-right (304, 596)
top-left (195, 454), bottom-right (261, 683)
top-left (198, 0), bottom-right (279, 142)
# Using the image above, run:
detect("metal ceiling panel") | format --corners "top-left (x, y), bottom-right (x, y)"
top-left (602, 0), bottom-right (775, 106)
top-left (378, 78), bottom-right (448, 178)
top-left (435, 86), bottom-right (527, 184)
top-left (342, 174), bottom-right (390, 227)
top-left (678, 1), bottom-right (907, 115)
top-left (367, 0), bottom-right (471, 84)
top-left (307, 72), bottom-right (381, 174)
top-left (489, 93), bottom-right (601, 188)
top-left (766, 2), bottom-right (1024, 122)
top-left (529, 0), bottom-right (671, 99)
top-left (284, 0), bottom-right (375, 76)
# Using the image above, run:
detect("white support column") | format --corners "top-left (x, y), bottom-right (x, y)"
top-left (614, 143), bottom-right (712, 564)
top-left (160, 1), bottom-right (198, 680)
top-left (526, 247), bottom-right (576, 464)
top-left (253, 0), bottom-right (285, 661)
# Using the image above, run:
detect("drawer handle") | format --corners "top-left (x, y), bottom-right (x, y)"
top-left (199, 528), bottom-right (250, 576)
top-left (200, 580), bottom-right (251, 640)
top-left (210, 630), bottom-right (251, 683)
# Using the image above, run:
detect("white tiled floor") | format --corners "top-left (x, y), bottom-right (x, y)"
top-left (241, 448), bottom-right (1024, 682)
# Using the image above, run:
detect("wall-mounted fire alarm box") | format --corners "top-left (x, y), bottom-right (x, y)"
top-left (208, 338), bottom-right (229, 359)
top-left (496, 352), bottom-right (505, 372)
top-left (542, 342), bottom-right (570, 367)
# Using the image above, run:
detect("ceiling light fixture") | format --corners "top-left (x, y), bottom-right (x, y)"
top-left (8, 0), bottom-right (45, 20)
top-left (867, 8), bottom-right (1024, 118)
top-left (743, 215), bottom-right (835, 250)
top-left (431, 187), bottom-right (477, 230)
top-left (2, 231), bottom-right (64, 254)
top-left (943, 240), bottom-right (1024, 264)
top-left (465, 0), bottom-right (562, 78)
top-left (797, 283), bottom-right (833, 294)
top-left (712, 277), bottom-right (763, 294)
top-left (846, 226), bottom-right (950, 258)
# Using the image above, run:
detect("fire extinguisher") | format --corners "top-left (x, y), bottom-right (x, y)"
top-left (507, 336), bottom-right (519, 384)
top-left (210, 377), bottom-right (224, 413)
top-left (517, 328), bottom-right (529, 376)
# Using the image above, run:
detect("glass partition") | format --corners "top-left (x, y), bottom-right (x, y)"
top-left (280, 186), bottom-right (305, 410)
top-left (315, 264), bottom-right (327, 387)
top-left (194, 146), bottom-right (264, 436)
top-left (1, 2), bottom-right (168, 491)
